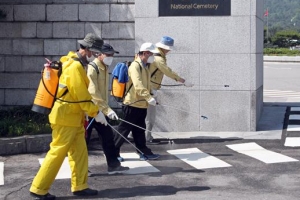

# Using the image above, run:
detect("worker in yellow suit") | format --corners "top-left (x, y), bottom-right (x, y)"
top-left (29, 33), bottom-right (107, 200)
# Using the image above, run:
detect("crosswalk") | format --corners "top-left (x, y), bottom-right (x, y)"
top-left (1, 142), bottom-right (299, 185)
top-left (264, 89), bottom-right (300, 100)
top-left (284, 107), bottom-right (300, 147)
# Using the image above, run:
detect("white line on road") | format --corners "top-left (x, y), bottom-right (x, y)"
top-left (226, 142), bottom-right (298, 164)
top-left (289, 115), bottom-right (300, 120)
top-left (287, 125), bottom-right (300, 132)
top-left (0, 162), bottom-right (3, 185)
top-left (167, 148), bottom-right (231, 169)
top-left (285, 137), bottom-right (300, 147)
top-left (120, 153), bottom-right (160, 174)
top-left (39, 157), bottom-right (71, 179)
top-left (291, 107), bottom-right (300, 112)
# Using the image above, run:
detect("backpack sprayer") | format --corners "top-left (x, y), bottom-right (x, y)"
top-left (32, 58), bottom-right (93, 115)
top-left (31, 58), bottom-right (62, 115)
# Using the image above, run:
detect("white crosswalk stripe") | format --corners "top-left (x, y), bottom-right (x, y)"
top-left (39, 157), bottom-right (71, 179)
top-left (264, 89), bottom-right (300, 100)
top-left (284, 107), bottom-right (300, 147)
top-left (227, 142), bottom-right (298, 164)
top-left (167, 148), bottom-right (231, 169)
top-left (284, 137), bottom-right (300, 147)
top-left (121, 153), bottom-right (160, 174)
top-left (289, 114), bottom-right (300, 120)
top-left (2, 143), bottom-right (300, 185)
top-left (0, 162), bottom-right (4, 185)
top-left (287, 124), bottom-right (300, 132)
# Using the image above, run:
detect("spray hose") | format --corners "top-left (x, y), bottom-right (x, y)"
top-left (40, 69), bottom-right (93, 104)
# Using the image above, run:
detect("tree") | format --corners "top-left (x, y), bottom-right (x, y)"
top-left (271, 30), bottom-right (300, 47)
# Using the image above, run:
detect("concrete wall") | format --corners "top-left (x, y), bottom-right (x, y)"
top-left (0, 0), bottom-right (135, 108)
top-left (135, 0), bottom-right (264, 131)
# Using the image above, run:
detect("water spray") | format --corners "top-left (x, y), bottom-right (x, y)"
top-left (118, 118), bottom-right (174, 145)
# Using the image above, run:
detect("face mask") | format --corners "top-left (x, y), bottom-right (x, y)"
top-left (86, 55), bottom-right (95, 62)
top-left (147, 55), bottom-right (155, 63)
top-left (103, 57), bottom-right (114, 66)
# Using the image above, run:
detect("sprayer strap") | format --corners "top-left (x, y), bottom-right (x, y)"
top-left (89, 62), bottom-right (99, 75)
top-left (124, 61), bottom-right (142, 98)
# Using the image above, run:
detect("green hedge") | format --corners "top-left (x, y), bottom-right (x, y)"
top-left (0, 106), bottom-right (51, 137)
top-left (0, 106), bottom-right (123, 137)
top-left (264, 48), bottom-right (300, 56)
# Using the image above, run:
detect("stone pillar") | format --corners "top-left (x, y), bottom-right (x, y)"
top-left (135, 0), bottom-right (263, 132)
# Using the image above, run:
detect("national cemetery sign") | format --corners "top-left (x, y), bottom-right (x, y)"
top-left (159, 0), bottom-right (231, 16)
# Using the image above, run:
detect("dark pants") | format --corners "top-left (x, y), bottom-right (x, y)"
top-left (86, 117), bottom-right (120, 168)
top-left (114, 105), bottom-right (153, 155)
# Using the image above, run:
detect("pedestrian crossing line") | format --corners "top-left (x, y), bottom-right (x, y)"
top-left (226, 142), bottom-right (298, 164)
top-left (291, 107), bottom-right (300, 112)
top-left (287, 124), bottom-right (300, 132)
top-left (0, 162), bottom-right (4, 185)
top-left (167, 148), bottom-right (232, 169)
top-left (289, 114), bottom-right (300, 120)
top-left (38, 157), bottom-right (71, 179)
top-left (264, 90), bottom-right (300, 98)
top-left (284, 137), bottom-right (300, 147)
top-left (120, 153), bottom-right (160, 174)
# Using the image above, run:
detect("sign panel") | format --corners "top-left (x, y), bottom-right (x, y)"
top-left (159, 0), bottom-right (231, 16)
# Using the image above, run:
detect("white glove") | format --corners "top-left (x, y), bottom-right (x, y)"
top-left (147, 97), bottom-right (157, 106)
top-left (107, 110), bottom-right (119, 120)
top-left (95, 111), bottom-right (108, 126)
top-left (150, 89), bottom-right (157, 98)
top-left (184, 80), bottom-right (194, 87)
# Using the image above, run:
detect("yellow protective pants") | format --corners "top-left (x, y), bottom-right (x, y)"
top-left (30, 124), bottom-right (89, 195)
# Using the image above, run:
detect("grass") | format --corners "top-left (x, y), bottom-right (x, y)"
top-left (0, 106), bottom-right (123, 138)
top-left (264, 47), bottom-right (300, 56)
top-left (0, 106), bottom-right (51, 137)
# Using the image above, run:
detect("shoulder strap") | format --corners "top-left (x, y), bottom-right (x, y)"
top-left (153, 53), bottom-right (162, 57)
top-left (89, 62), bottom-right (99, 74)
top-left (72, 57), bottom-right (84, 67)
top-left (124, 61), bottom-right (142, 98)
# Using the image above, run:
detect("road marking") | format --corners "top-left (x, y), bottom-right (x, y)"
top-left (291, 107), bottom-right (300, 112)
top-left (289, 115), bottom-right (300, 120)
top-left (39, 157), bottom-right (71, 179)
top-left (167, 148), bottom-right (231, 169)
top-left (287, 124), bottom-right (300, 132)
top-left (285, 137), bottom-right (300, 147)
top-left (264, 90), bottom-right (300, 99)
top-left (227, 142), bottom-right (298, 164)
top-left (120, 153), bottom-right (160, 174)
top-left (0, 162), bottom-right (3, 185)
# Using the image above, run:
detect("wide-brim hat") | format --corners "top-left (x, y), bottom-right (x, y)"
top-left (78, 33), bottom-right (103, 53)
top-left (101, 43), bottom-right (119, 54)
top-left (156, 36), bottom-right (174, 50)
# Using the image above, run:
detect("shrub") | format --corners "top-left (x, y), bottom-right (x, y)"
top-left (264, 48), bottom-right (300, 56)
top-left (0, 106), bottom-right (51, 137)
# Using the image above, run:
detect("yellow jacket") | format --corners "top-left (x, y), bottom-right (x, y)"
top-left (87, 58), bottom-right (113, 116)
top-left (149, 48), bottom-right (182, 90)
top-left (49, 51), bottom-right (99, 127)
top-left (123, 57), bottom-right (152, 109)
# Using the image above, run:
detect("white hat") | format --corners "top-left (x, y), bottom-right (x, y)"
top-left (139, 42), bottom-right (159, 53)
top-left (156, 36), bottom-right (174, 50)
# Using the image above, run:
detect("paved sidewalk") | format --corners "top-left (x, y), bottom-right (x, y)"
top-left (153, 104), bottom-right (286, 141)
top-left (264, 56), bottom-right (300, 62)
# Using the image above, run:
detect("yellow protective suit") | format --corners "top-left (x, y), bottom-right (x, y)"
top-left (30, 51), bottom-right (99, 195)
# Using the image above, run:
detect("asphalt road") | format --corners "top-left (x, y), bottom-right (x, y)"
top-left (1, 138), bottom-right (300, 200)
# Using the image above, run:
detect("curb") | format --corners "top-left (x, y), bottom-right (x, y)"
top-left (264, 56), bottom-right (300, 62)
top-left (0, 134), bottom-right (51, 156)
